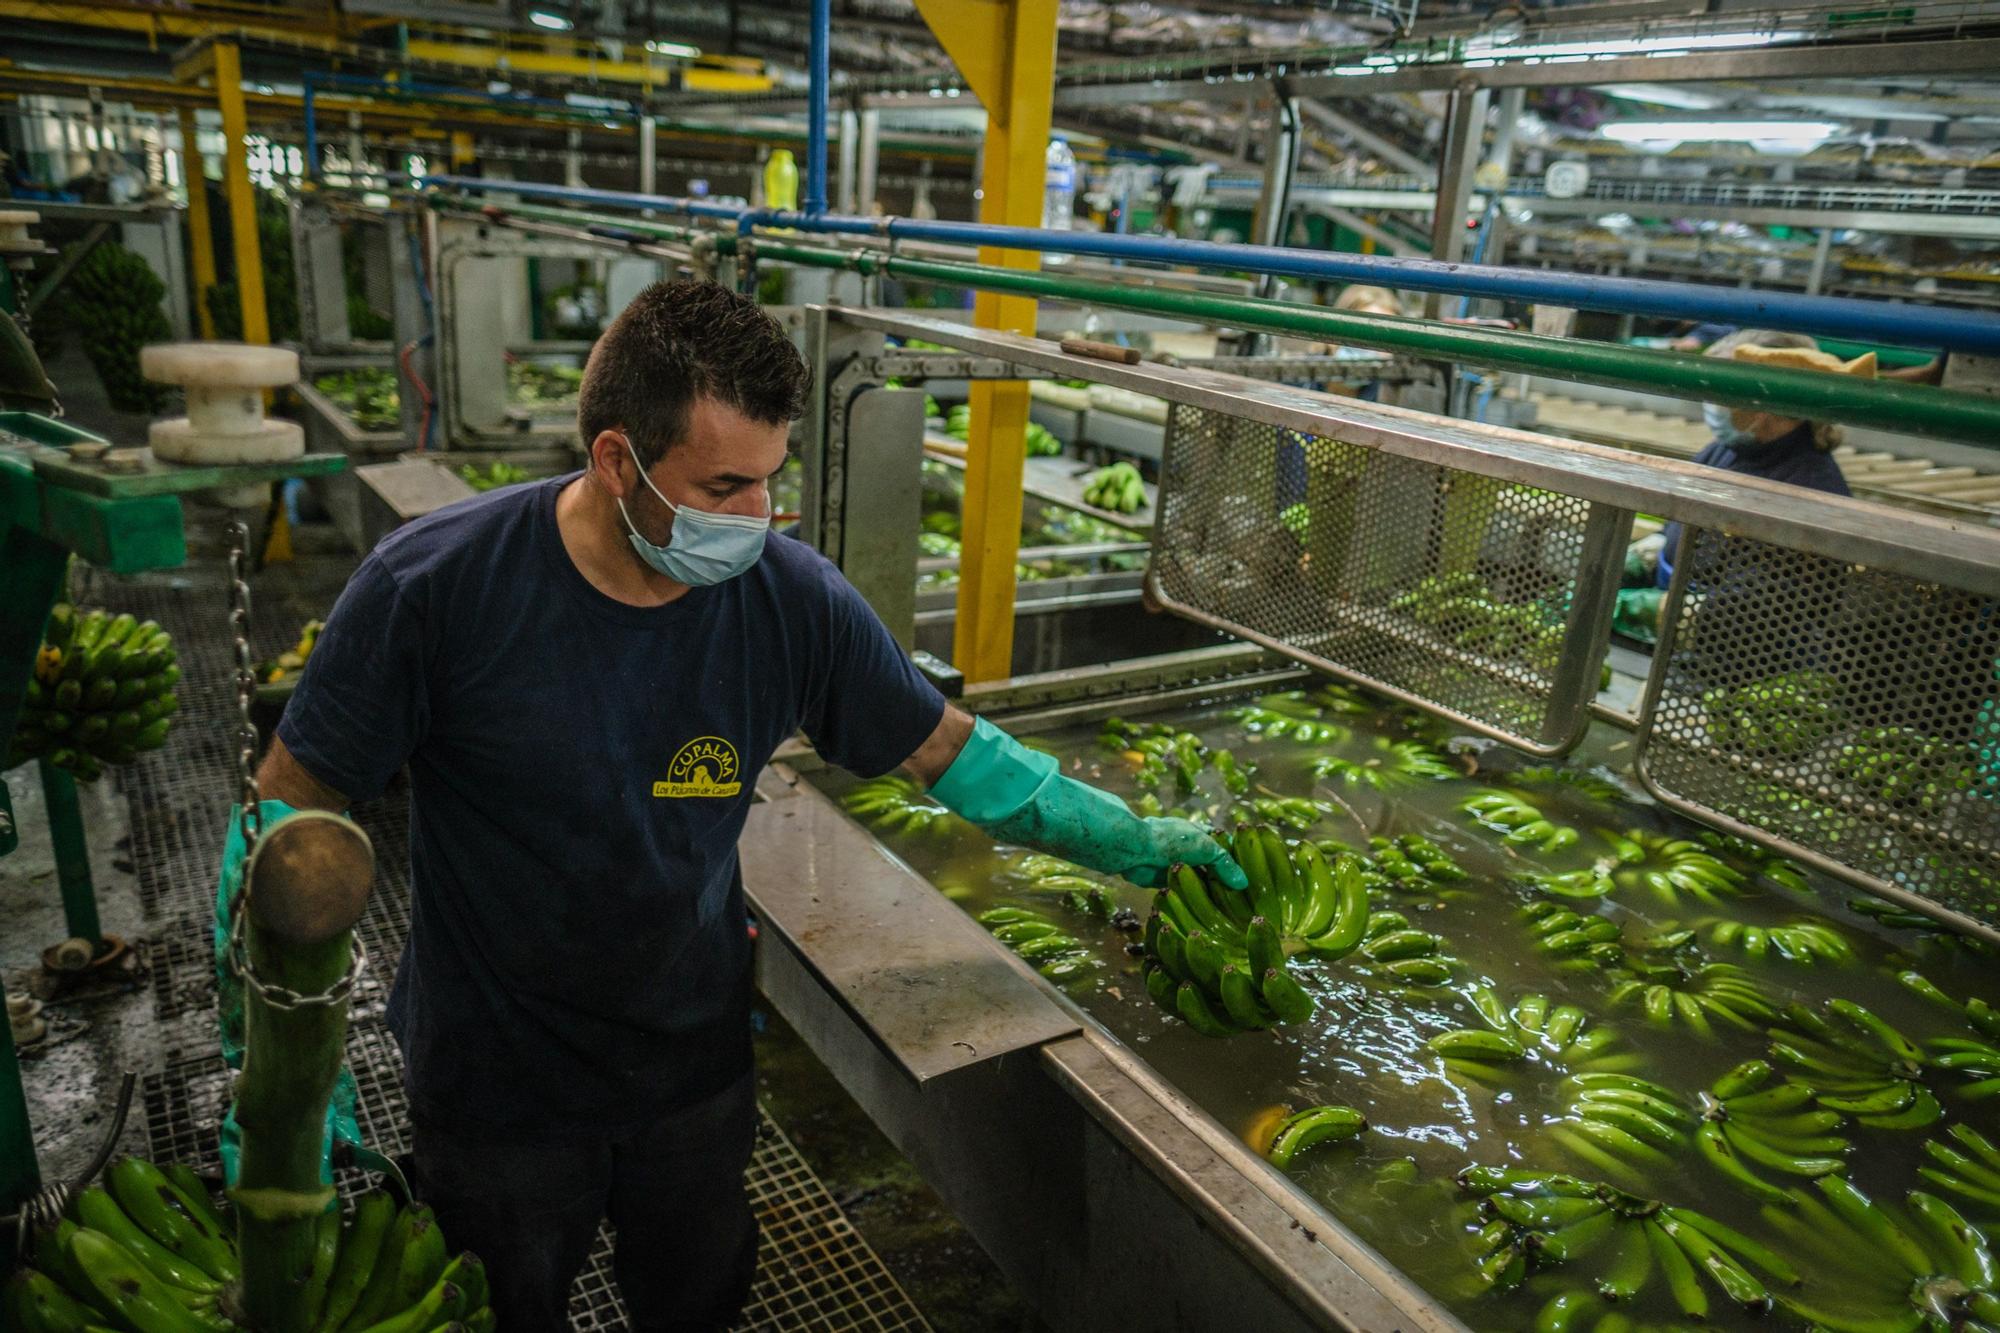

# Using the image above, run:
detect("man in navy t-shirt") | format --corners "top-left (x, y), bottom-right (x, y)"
top-left (219, 281), bottom-right (1243, 1330)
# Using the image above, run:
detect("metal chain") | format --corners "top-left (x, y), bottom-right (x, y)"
top-left (222, 521), bottom-right (367, 1012)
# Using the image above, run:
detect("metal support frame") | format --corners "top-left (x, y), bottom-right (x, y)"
top-left (1297, 99), bottom-right (1431, 180)
top-left (177, 110), bottom-right (218, 338)
top-left (1807, 227), bottom-right (1836, 297)
top-left (211, 43), bottom-right (268, 345)
top-left (1, 408), bottom-right (347, 1215)
top-left (836, 105), bottom-right (860, 216)
top-left (856, 110), bottom-right (882, 217)
top-left (1251, 91), bottom-right (1301, 303)
top-left (638, 115), bottom-right (658, 198)
top-left (908, 0), bottom-right (1061, 683)
top-left (21, 222), bottom-right (111, 317)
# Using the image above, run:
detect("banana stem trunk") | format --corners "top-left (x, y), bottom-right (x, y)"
top-left (231, 813), bottom-right (373, 1333)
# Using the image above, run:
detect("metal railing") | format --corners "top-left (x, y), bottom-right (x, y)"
top-left (824, 307), bottom-right (2000, 938)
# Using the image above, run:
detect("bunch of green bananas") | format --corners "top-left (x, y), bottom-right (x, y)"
top-left (1696, 829), bottom-right (1809, 892)
top-left (1609, 961), bottom-right (1774, 1037)
top-left (1142, 828), bottom-right (1368, 1036)
top-left (1769, 1000), bottom-right (1943, 1129)
top-left (1232, 794), bottom-right (1330, 831)
top-left (1694, 1059), bottom-right (1851, 1204)
top-left (839, 776), bottom-right (961, 841)
top-left (10, 606), bottom-right (180, 781)
top-left (941, 403), bottom-right (1055, 452)
top-left (1389, 572), bottom-right (1483, 626)
top-left (1454, 1165), bottom-right (1799, 1317)
top-left (1310, 737), bottom-right (1458, 791)
top-left (1365, 833), bottom-right (1466, 888)
top-left (3, 1159), bottom-right (491, 1333)
top-left (1519, 902), bottom-right (1626, 971)
top-left (1448, 600), bottom-right (1566, 668)
top-left (1351, 909), bottom-right (1456, 986)
top-left (1835, 726), bottom-right (1977, 814)
top-left (1515, 866), bottom-right (1616, 900)
top-left (976, 906), bottom-right (1097, 983)
top-left (1860, 893), bottom-right (1996, 960)
top-left (1098, 717), bottom-right (1209, 794)
top-left (1508, 764), bottom-right (1626, 805)
top-left (254, 619), bottom-right (325, 687)
top-left (1002, 853), bottom-right (1119, 921)
top-left (506, 360), bottom-right (583, 405)
top-left (1702, 916), bottom-right (1854, 964)
top-left (1262, 1106), bottom-right (1367, 1170)
top-left (1080, 462), bottom-right (1145, 514)
top-left (1547, 1073), bottom-right (1694, 1188)
top-left (456, 462), bottom-right (532, 493)
top-left (1430, 987), bottom-right (1632, 1083)
top-left (67, 243), bottom-right (175, 413)
top-left (1600, 829), bottom-right (1748, 906)
top-left (1228, 706), bottom-right (1352, 746)
top-left (314, 368), bottom-right (401, 431)
top-left (1918, 1124), bottom-right (2000, 1214)
top-left (1702, 669), bottom-right (1845, 758)
top-left (1895, 972), bottom-right (2000, 1103)
top-left (1458, 790), bottom-right (1579, 851)
top-left (1761, 1178), bottom-right (2000, 1332)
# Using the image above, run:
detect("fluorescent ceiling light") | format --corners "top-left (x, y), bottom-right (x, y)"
top-left (528, 9), bottom-right (572, 30)
top-left (645, 39), bottom-right (700, 57)
top-left (1463, 29), bottom-right (1805, 61)
top-left (1597, 83), bottom-right (1722, 111)
top-left (1601, 119), bottom-right (1843, 144)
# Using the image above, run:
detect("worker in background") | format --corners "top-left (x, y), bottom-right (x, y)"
top-left (1655, 329), bottom-right (1870, 589)
top-left (211, 282), bottom-right (1245, 1332)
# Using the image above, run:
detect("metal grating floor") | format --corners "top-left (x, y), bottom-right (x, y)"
top-left (109, 564), bottom-right (932, 1330)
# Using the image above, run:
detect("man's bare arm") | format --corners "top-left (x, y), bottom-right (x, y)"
top-left (257, 734), bottom-right (351, 811)
top-left (901, 705), bottom-right (974, 788)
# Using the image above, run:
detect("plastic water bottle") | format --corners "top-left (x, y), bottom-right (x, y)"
top-left (763, 149), bottom-right (798, 213)
top-left (1043, 134), bottom-right (1075, 231)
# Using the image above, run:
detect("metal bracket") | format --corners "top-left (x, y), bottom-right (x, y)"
top-left (868, 353), bottom-right (1054, 383)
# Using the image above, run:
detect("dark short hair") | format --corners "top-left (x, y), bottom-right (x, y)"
top-left (578, 280), bottom-right (811, 466)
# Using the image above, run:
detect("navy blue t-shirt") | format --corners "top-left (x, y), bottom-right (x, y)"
top-left (279, 474), bottom-right (946, 1131)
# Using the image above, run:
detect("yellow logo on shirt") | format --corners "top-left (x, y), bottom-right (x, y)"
top-left (654, 736), bottom-right (743, 798)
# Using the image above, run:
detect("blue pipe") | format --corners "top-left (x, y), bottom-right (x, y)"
top-left (423, 175), bottom-right (2000, 356)
top-left (303, 74), bottom-right (319, 183)
top-left (804, 0), bottom-right (830, 215)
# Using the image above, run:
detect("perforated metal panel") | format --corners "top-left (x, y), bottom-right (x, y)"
top-left (1637, 528), bottom-right (2000, 931)
top-left (1147, 402), bottom-right (1627, 754)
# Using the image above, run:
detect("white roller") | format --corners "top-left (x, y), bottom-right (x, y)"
top-left (141, 341), bottom-right (305, 466)
top-left (0, 209), bottom-right (38, 253)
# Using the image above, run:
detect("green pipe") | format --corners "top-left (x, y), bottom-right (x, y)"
top-left (872, 256), bottom-right (2000, 446)
top-left (38, 759), bottom-right (101, 947)
top-left (447, 197), bottom-right (2000, 445)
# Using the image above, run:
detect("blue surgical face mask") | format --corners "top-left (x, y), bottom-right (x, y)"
top-left (617, 439), bottom-right (770, 586)
top-left (1702, 402), bottom-right (1756, 448)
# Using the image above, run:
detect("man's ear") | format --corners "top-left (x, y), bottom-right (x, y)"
top-left (588, 431), bottom-right (634, 495)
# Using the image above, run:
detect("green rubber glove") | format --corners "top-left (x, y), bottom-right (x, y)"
top-left (213, 799), bottom-right (363, 1187)
top-left (929, 717), bottom-right (1249, 891)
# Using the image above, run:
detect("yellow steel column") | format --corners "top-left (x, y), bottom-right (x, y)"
top-left (450, 131), bottom-right (476, 169)
top-left (913, 0), bottom-right (1057, 683)
top-left (177, 106), bottom-right (218, 338)
top-left (212, 43), bottom-right (269, 345)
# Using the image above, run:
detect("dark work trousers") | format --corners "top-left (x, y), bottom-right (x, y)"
top-left (410, 1069), bottom-right (759, 1332)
